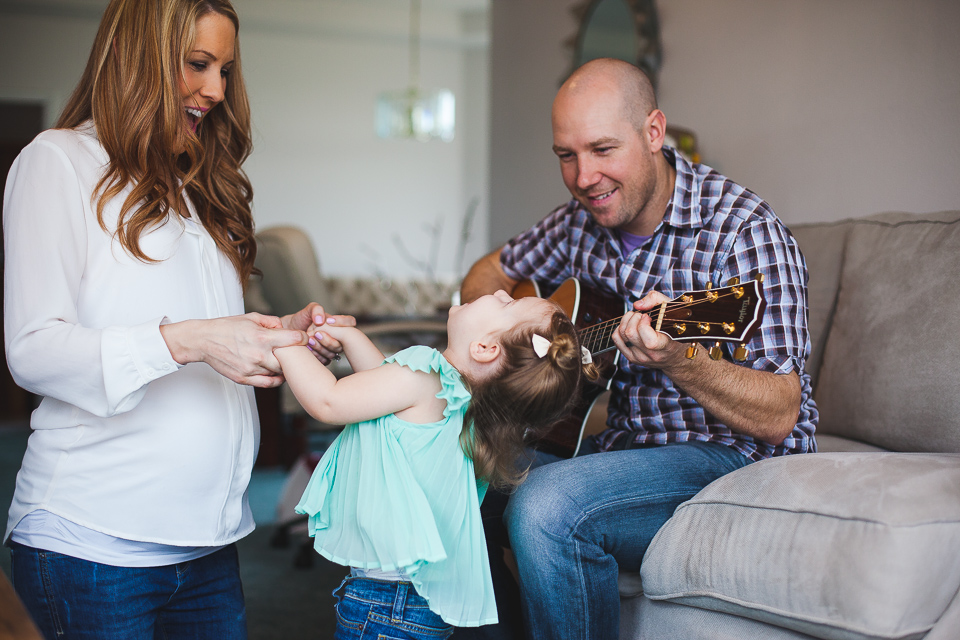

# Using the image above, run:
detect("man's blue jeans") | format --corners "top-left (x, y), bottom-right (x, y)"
top-left (503, 441), bottom-right (750, 640)
top-left (9, 541), bottom-right (247, 640)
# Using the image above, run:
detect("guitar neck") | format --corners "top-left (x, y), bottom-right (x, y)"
top-left (576, 279), bottom-right (766, 356)
top-left (578, 315), bottom-right (626, 356)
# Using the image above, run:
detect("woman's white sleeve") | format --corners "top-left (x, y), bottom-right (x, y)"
top-left (2, 139), bottom-right (179, 418)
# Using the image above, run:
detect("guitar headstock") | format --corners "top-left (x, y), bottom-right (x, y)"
top-left (655, 278), bottom-right (766, 353)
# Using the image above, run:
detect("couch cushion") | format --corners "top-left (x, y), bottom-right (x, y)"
top-left (623, 596), bottom-right (821, 640)
top-left (813, 210), bottom-right (960, 452)
top-left (813, 433), bottom-right (886, 453)
top-left (787, 220), bottom-right (853, 390)
top-left (639, 453), bottom-right (960, 640)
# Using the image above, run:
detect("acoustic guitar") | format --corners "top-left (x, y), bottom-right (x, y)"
top-left (512, 277), bottom-right (766, 457)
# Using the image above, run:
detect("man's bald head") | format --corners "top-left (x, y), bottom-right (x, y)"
top-left (557, 58), bottom-right (658, 134)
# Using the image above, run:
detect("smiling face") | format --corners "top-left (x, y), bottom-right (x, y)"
top-left (178, 11), bottom-right (236, 135)
top-left (551, 65), bottom-right (668, 236)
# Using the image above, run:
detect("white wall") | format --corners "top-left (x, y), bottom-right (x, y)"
top-left (0, 0), bottom-right (490, 281)
top-left (488, 0), bottom-right (960, 244)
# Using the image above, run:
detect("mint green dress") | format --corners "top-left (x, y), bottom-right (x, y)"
top-left (295, 346), bottom-right (497, 627)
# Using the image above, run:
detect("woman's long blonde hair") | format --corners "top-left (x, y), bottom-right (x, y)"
top-left (57, 0), bottom-right (256, 283)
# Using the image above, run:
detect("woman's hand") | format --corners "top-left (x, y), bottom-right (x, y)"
top-left (281, 303), bottom-right (356, 364)
top-left (160, 313), bottom-right (307, 388)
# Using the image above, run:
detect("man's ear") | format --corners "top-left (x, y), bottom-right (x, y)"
top-left (645, 108), bottom-right (667, 153)
top-left (469, 340), bottom-right (501, 364)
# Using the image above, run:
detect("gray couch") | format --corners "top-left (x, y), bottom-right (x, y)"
top-left (619, 210), bottom-right (960, 640)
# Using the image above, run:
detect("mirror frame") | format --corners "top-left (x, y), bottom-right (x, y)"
top-left (563, 0), bottom-right (663, 88)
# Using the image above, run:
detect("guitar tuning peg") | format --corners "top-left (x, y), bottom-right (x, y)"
top-left (734, 344), bottom-right (749, 362)
top-left (755, 272), bottom-right (765, 283)
top-left (727, 276), bottom-right (740, 286)
top-left (685, 344), bottom-right (697, 360)
top-left (706, 281), bottom-right (713, 290)
top-left (709, 341), bottom-right (723, 360)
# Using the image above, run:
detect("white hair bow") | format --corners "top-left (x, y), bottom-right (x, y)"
top-left (532, 334), bottom-right (551, 358)
top-left (533, 333), bottom-right (593, 365)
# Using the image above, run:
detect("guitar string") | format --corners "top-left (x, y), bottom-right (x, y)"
top-left (581, 291), bottom-right (742, 337)
top-left (581, 310), bottom-right (738, 350)
top-left (580, 303), bottom-right (734, 349)
top-left (579, 290), bottom-right (749, 351)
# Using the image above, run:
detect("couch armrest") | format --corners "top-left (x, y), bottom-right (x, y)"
top-left (640, 453), bottom-right (960, 640)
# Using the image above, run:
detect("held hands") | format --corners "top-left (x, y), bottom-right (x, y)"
top-left (305, 315), bottom-right (354, 355)
top-left (611, 291), bottom-right (689, 371)
top-left (161, 312), bottom-right (306, 388)
top-left (280, 302), bottom-right (356, 364)
top-left (160, 303), bottom-right (357, 389)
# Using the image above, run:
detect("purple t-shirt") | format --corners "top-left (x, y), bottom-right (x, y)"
top-left (617, 230), bottom-right (651, 256)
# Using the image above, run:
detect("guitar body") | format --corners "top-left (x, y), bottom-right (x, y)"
top-left (513, 276), bottom-right (766, 457)
top-left (513, 279), bottom-right (624, 457)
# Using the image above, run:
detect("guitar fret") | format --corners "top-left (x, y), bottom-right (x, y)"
top-left (574, 285), bottom-right (759, 355)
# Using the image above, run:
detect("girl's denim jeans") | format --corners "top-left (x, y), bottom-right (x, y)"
top-left (333, 576), bottom-right (453, 639)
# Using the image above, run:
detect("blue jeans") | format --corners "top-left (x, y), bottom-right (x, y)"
top-left (498, 441), bottom-right (750, 640)
top-left (9, 541), bottom-right (247, 640)
top-left (333, 577), bottom-right (453, 639)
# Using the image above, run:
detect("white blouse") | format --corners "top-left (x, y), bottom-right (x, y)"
top-left (3, 124), bottom-right (258, 548)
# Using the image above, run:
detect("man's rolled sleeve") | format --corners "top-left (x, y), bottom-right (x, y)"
top-left (722, 219), bottom-right (812, 374)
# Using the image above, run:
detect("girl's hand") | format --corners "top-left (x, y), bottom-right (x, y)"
top-left (307, 317), bottom-right (355, 361)
top-left (281, 303), bottom-right (356, 364)
top-left (308, 322), bottom-right (384, 373)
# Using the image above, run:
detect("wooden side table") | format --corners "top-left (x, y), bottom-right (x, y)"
top-left (0, 571), bottom-right (42, 640)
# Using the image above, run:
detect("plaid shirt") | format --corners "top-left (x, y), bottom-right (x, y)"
top-left (501, 147), bottom-right (818, 461)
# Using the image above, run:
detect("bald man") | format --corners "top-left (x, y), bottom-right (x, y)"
top-left (457, 59), bottom-right (818, 639)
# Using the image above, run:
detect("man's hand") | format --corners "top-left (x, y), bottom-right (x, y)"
top-left (611, 290), bottom-right (688, 370)
top-left (610, 290), bottom-right (801, 445)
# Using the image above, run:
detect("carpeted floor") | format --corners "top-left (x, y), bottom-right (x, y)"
top-left (0, 423), bottom-right (344, 638)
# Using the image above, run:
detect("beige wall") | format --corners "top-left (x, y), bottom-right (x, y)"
top-left (488, 0), bottom-right (960, 245)
top-left (0, 0), bottom-right (491, 281)
top-left (5, 0), bottom-right (958, 276)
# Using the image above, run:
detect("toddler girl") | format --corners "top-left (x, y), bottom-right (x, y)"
top-left (274, 289), bottom-right (596, 638)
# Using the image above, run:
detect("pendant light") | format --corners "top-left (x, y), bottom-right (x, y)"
top-left (375, 0), bottom-right (456, 141)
